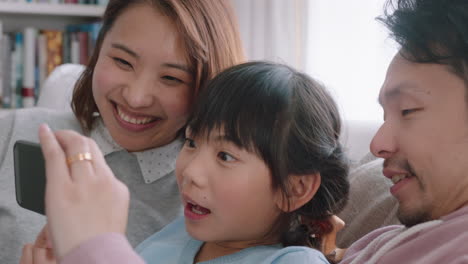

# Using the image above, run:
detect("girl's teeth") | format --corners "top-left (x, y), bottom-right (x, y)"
top-left (117, 107), bottom-right (154, 125)
top-left (189, 203), bottom-right (211, 215)
top-left (192, 206), bottom-right (204, 215)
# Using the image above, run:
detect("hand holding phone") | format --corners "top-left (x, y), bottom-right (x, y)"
top-left (13, 140), bottom-right (46, 215)
top-left (37, 125), bottom-right (129, 259)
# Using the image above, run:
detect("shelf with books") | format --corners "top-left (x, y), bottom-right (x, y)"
top-left (0, 1), bottom-right (103, 110)
top-left (0, 2), bottom-right (105, 17)
top-left (1, 22), bottom-right (101, 109)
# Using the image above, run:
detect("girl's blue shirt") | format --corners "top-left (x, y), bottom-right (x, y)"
top-left (136, 216), bottom-right (330, 264)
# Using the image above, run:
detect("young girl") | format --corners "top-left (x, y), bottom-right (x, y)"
top-left (37, 61), bottom-right (349, 263)
top-left (2, 0), bottom-right (244, 263)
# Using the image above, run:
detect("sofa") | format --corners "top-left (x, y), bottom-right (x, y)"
top-left (36, 64), bottom-right (399, 247)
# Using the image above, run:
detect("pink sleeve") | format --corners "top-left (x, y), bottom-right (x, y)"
top-left (60, 233), bottom-right (145, 264)
top-left (341, 225), bottom-right (401, 262)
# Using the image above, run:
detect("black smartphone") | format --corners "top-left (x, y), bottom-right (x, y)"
top-left (13, 140), bottom-right (46, 215)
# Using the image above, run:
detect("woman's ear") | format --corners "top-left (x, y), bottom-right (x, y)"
top-left (276, 173), bottom-right (321, 212)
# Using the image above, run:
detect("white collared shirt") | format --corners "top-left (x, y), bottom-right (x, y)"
top-left (89, 119), bottom-right (183, 184)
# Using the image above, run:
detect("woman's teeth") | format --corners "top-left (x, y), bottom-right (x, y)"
top-left (117, 107), bottom-right (154, 125)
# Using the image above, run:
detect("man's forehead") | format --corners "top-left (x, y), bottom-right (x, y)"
top-left (378, 82), bottom-right (430, 106)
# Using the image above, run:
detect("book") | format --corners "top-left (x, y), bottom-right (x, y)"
top-left (0, 21), bottom-right (3, 107)
top-left (1, 34), bottom-right (12, 108)
top-left (22, 27), bottom-right (36, 108)
top-left (65, 22), bottom-right (101, 65)
top-left (98, 0), bottom-right (108, 6)
top-left (37, 33), bottom-right (47, 92)
top-left (62, 30), bottom-right (71, 64)
top-left (78, 31), bottom-right (89, 65)
top-left (12, 32), bottom-right (24, 109)
top-left (42, 30), bottom-right (63, 76)
top-left (70, 32), bottom-right (80, 64)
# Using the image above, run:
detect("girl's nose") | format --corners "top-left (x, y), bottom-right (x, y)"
top-left (179, 150), bottom-right (208, 189)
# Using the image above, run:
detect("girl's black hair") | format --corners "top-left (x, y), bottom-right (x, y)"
top-left (187, 61), bottom-right (349, 254)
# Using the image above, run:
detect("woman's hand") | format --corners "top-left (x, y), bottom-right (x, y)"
top-left (19, 225), bottom-right (56, 264)
top-left (38, 125), bottom-right (130, 260)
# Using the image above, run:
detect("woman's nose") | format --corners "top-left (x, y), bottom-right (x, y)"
top-left (122, 77), bottom-right (156, 108)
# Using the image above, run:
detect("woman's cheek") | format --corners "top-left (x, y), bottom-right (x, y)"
top-left (92, 59), bottom-right (116, 97)
top-left (168, 89), bottom-right (192, 120)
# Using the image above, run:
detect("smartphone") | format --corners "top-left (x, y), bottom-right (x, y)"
top-left (13, 140), bottom-right (46, 215)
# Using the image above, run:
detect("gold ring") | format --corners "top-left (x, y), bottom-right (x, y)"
top-left (66, 152), bottom-right (93, 166)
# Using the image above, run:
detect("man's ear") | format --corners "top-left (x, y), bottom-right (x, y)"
top-left (276, 173), bottom-right (321, 212)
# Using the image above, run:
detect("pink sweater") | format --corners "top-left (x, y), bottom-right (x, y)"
top-left (340, 206), bottom-right (468, 264)
top-left (61, 233), bottom-right (144, 264)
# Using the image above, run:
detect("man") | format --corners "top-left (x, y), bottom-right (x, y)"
top-left (340, 0), bottom-right (468, 263)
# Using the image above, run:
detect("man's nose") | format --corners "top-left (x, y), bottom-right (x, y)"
top-left (370, 121), bottom-right (398, 159)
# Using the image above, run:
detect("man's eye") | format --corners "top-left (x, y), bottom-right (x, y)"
top-left (184, 138), bottom-right (196, 148)
top-left (217, 152), bottom-right (235, 162)
top-left (401, 109), bottom-right (418, 116)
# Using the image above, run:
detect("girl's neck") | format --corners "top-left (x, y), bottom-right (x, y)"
top-left (194, 242), bottom-right (240, 263)
top-left (194, 239), bottom-right (279, 263)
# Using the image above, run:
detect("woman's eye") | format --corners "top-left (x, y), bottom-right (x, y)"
top-left (184, 138), bottom-right (196, 149)
top-left (113, 57), bottom-right (132, 69)
top-left (217, 151), bottom-right (235, 162)
top-left (162, 75), bottom-right (183, 84)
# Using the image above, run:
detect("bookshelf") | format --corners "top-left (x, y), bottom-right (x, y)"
top-left (0, 2), bottom-right (104, 109)
top-left (0, 3), bottom-right (105, 31)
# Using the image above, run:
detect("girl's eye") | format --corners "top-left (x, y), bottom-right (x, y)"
top-left (217, 151), bottom-right (236, 162)
top-left (162, 75), bottom-right (183, 84)
top-left (113, 57), bottom-right (133, 69)
top-left (184, 138), bottom-right (196, 149)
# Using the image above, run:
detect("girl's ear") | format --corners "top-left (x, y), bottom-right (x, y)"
top-left (275, 173), bottom-right (321, 212)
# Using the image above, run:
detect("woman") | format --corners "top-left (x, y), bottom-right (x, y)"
top-left (0, 0), bottom-right (244, 263)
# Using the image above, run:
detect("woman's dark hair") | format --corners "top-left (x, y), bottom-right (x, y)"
top-left (72, 0), bottom-right (245, 132)
top-left (378, 0), bottom-right (468, 87)
top-left (187, 61), bottom-right (349, 254)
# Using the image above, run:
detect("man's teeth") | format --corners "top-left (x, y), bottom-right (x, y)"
top-left (117, 107), bottom-right (154, 125)
top-left (391, 174), bottom-right (408, 184)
